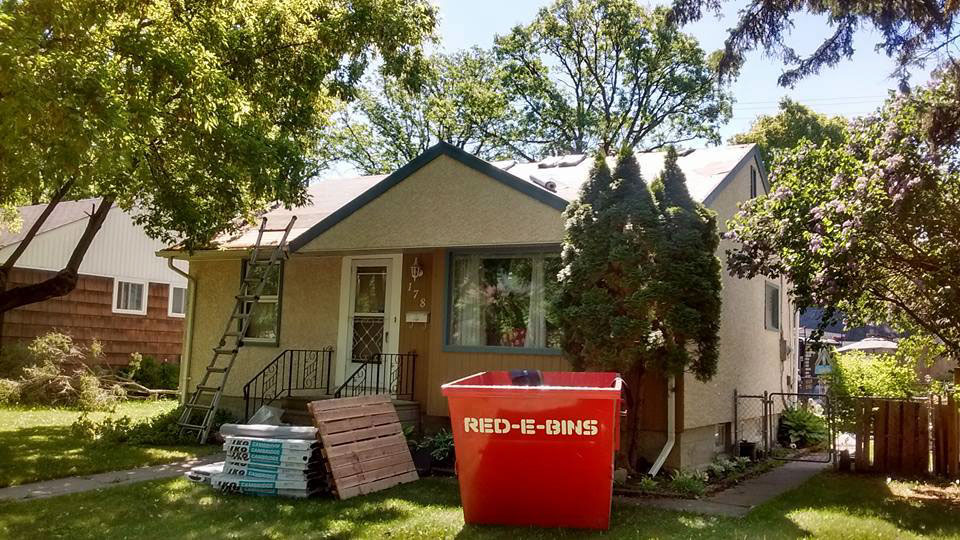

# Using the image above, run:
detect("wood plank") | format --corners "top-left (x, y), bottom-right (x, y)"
top-left (322, 423), bottom-right (402, 447)
top-left (335, 461), bottom-right (417, 490)
top-left (948, 395), bottom-right (960, 478)
top-left (889, 400), bottom-right (903, 474)
top-left (855, 399), bottom-right (869, 472)
top-left (319, 412), bottom-right (401, 436)
top-left (327, 449), bottom-right (415, 478)
top-left (875, 400), bottom-right (888, 472)
top-left (322, 434), bottom-right (408, 460)
top-left (336, 471), bottom-right (419, 499)
top-left (919, 403), bottom-right (930, 475)
top-left (311, 402), bottom-right (397, 423)
top-left (902, 402), bottom-right (917, 475)
top-left (309, 395), bottom-right (391, 413)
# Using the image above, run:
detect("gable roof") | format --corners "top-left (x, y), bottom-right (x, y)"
top-left (173, 142), bottom-right (762, 255)
top-left (0, 197), bottom-right (106, 248)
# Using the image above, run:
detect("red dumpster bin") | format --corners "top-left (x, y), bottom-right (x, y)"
top-left (442, 371), bottom-right (622, 530)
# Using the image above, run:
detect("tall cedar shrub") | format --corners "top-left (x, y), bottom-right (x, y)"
top-left (558, 147), bottom-right (722, 469)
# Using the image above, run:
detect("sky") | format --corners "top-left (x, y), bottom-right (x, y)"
top-left (431, 0), bottom-right (930, 143)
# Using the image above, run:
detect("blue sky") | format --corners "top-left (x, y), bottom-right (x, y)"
top-left (432, 0), bottom-right (930, 143)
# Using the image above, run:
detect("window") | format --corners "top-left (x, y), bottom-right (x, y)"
top-left (765, 282), bottom-right (780, 331)
top-left (113, 279), bottom-right (147, 315)
top-left (447, 252), bottom-right (562, 351)
top-left (750, 166), bottom-right (758, 198)
top-left (241, 261), bottom-right (282, 344)
top-left (168, 285), bottom-right (187, 318)
top-left (715, 422), bottom-right (731, 452)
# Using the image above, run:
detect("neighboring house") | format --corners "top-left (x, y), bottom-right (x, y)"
top-left (162, 142), bottom-right (797, 469)
top-left (0, 198), bottom-right (188, 365)
top-left (796, 308), bottom-right (900, 393)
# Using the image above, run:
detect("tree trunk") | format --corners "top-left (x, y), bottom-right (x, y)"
top-left (0, 197), bottom-right (114, 314)
top-left (619, 361), bottom-right (646, 473)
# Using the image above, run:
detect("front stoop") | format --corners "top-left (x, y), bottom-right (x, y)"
top-left (278, 396), bottom-right (421, 431)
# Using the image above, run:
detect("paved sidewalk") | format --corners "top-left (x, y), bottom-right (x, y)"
top-left (618, 457), bottom-right (832, 517)
top-left (0, 454), bottom-right (223, 502)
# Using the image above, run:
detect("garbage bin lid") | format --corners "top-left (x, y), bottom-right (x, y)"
top-left (442, 371), bottom-right (622, 399)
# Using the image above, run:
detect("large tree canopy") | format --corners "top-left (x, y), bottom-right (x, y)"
top-left (332, 48), bottom-right (519, 174)
top-left (726, 75), bottom-right (960, 357)
top-left (671, 0), bottom-right (958, 86)
top-left (730, 98), bottom-right (847, 167)
top-left (493, 0), bottom-right (732, 156)
top-left (0, 0), bottom-right (435, 312)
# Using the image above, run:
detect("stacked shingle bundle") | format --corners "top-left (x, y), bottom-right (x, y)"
top-left (186, 424), bottom-right (327, 498)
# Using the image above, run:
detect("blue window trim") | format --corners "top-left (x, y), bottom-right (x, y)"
top-left (442, 245), bottom-right (564, 356)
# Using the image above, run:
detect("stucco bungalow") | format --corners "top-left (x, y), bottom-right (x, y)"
top-left (161, 141), bottom-right (798, 469)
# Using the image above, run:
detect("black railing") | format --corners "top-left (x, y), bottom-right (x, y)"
top-left (243, 348), bottom-right (334, 420)
top-left (333, 352), bottom-right (417, 401)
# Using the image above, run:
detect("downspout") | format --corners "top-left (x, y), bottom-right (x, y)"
top-left (648, 375), bottom-right (676, 477)
top-left (167, 257), bottom-right (196, 404)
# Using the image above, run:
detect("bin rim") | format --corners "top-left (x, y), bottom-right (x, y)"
top-left (441, 371), bottom-right (622, 394)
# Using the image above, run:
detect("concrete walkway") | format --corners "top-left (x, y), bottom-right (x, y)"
top-left (0, 454), bottom-right (223, 502)
top-left (619, 457), bottom-right (833, 517)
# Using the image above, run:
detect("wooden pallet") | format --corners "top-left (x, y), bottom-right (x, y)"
top-left (308, 395), bottom-right (418, 499)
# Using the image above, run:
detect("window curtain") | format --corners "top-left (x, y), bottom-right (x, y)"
top-left (526, 254), bottom-right (545, 348)
top-left (451, 254), bottom-right (483, 346)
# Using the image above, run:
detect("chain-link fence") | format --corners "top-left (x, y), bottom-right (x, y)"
top-left (734, 390), bottom-right (834, 464)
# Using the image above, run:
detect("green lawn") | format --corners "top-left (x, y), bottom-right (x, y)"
top-left (0, 401), bottom-right (219, 487)
top-left (1, 472), bottom-right (958, 539)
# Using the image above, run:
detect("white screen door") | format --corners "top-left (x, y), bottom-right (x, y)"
top-left (346, 258), bottom-right (395, 391)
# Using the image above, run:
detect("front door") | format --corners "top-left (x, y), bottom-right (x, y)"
top-left (343, 257), bottom-right (397, 391)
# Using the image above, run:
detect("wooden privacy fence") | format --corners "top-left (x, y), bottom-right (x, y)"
top-left (854, 396), bottom-right (959, 477)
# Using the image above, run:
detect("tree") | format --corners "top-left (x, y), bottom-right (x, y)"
top-left (650, 147), bottom-right (722, 380)
top-left (726, 74), bottom-right (960, 359)
top-left (730, 98), bottom-right (847, 167)
top-left (332, 48), bottom-right (521, 174)
top-left (494, 0), bottom-right (732, 157)
top-left (673, 0), bottom-right (960, 360)
top-left (0, 0), bottom-right (435, 314)
top-left (557, 147), bottom-right (722, 469)
top-left (670, 0), bottom-right (958, 87)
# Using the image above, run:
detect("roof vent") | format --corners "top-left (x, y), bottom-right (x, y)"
top-left (529, 174), bottom-right (558, 192)
top-left (537, 156), bottom-right (561, 169)
top-left (557, 154), bottom-right (587, 167)
top-left (494, 159), bottom-right (517, 171)
top-left (678, 148), bottom-right (695, 157)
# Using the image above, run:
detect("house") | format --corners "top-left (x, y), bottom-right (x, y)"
top-left (161, 142), bottom-right (798, 469)
top-left (0, 198), bottom-right (189, 365)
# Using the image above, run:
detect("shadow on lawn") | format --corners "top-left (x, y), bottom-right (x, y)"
top-left (0, 425), bottom-right (203, 487)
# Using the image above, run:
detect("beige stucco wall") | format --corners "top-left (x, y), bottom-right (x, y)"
top-left (185, 256), bottom-right (342, 407)
top-left (298, 154), bottom-right (566, 252)
top-left (681, 156), bottom-right (798, 437)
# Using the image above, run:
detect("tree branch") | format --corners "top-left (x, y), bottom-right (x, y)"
top-left (0, 197), bottom-right (114, 313)
top-left (0, 177), bottom-right (77, 286)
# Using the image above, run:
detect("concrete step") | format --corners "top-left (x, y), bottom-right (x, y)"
top-left (277, 396), bottom-right (421, 429)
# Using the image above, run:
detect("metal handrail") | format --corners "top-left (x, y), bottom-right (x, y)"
top-left (333, 352), bottom-right (417, 401)
top-left (243, 347), bottom-right (334, 420)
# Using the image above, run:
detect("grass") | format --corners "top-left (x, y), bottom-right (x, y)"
top-left (1, 472), bottom-right (958, 539)
top-left (0, 400), bottom-right (219, 487)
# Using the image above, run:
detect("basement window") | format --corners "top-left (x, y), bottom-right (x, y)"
top-left (113, 279), bottom-right (148, 315)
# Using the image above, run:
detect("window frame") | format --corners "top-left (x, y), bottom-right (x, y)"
top-left (764, 281), bottom-right (781, 332)
top-left (443, 247), bottom-right (563, 356)
top-left (168, 284), bottom-right (187, 318)
top-left (750, 166), bottom-right (758, 198)
top-left (239, 259), bottom-right (283, 347)
top-left (112, 278), bottom-right (148, 316)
